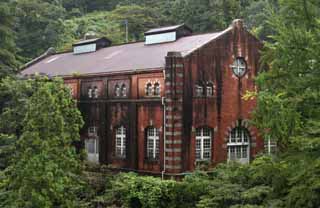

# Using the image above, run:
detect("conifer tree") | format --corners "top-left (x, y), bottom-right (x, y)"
top-left (1, 77), bottom-right (84, 207)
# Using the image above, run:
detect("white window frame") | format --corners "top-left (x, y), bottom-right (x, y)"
top-left (146, 127), bottom-right (160, 159)
top-left (115, 84), bottom-right (121, 97)
top-left (154, 82), bottom-right (161, 96)
top-left (93, 86), bottom-right (98, 98)
top-left (231, 58), bottom-right (247, 77)
top-left (115, 126), bottom-right (126, 158)
top-left (146, 83), bottom-right (153, 96)
top-left (227, 127), bottom-right (250, 164)
top-left (206, 83), bottom-right (214, 97)
top-left (88, 87), bottom-right (93, 98)
top-left (195, 128), bottom-right (212, 161)
top-left (195, 85), bottom-right (204, 97)
top-left (121, 84), bottom-right (127, 97)
top-left (264, 137), bottom-right (277, 155)
top-left (85, 138), bottom-right (99, 163)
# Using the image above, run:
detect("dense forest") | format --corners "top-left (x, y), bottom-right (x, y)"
top-left (1, 0), bottom-right (320, 207)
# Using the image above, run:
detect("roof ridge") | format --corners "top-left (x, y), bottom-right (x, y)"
top-left (20, 47), bottom-right (56, 71)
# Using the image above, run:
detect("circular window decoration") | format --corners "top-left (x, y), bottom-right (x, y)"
top-left (231, 58), bottom-right (247, 77)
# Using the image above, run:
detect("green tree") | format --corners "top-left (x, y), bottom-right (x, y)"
top-left (13, 0), bottom-right (66, 60)
top-left (252, 0), bottom-right (320, 151)
top-left (0, 1), bottom-right (18, 77)
top-left (1, 76), bottom-right (84, 207)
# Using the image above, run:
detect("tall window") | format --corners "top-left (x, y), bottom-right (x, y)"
top-left (195, 127), bottom-right (212, 161)
top-left (115, 126), bottom-right (126, 158)
top-left (93, 86), bottom-right (98, 98)
top-left (85, 138), bottom-right (99, 155)
top-left (88, 87), bottom-right (93, 98)
top-left (227, 126), bottom-right (250, 164)
top-left (114, 84), bottom-right (120, 97)
top-left (206, 83), bottom-right (214, 97)
top-left (146, 127), bottom-right (160, 159)
top-left (195, 85), bottom-right (204, 97)
top-left (121, 84), bottom-right (127, 97)
top-left (146, 83), bottom-right (153, 96)
top-left (154, 82), bottom-right (160, 96)
top-left (85, 126), bottom-right (99, 163)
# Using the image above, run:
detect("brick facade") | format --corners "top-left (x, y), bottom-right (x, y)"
top-left (25, 20), bottom-right (264, 175)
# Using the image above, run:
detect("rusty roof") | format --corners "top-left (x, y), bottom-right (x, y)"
top-left (21, 27), bottom-right (231, 77)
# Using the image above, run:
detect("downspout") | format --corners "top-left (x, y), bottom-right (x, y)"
top-left (161, 70), bottom-right (166, 180)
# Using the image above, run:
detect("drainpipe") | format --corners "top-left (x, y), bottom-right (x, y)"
top-left (161, 71), bottom-right (166, 180)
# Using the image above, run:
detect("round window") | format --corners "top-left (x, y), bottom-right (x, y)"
top-left (231, 58), bottom-right (247, 77)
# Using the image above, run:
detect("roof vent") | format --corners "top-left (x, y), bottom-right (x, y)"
top-left (73, 37), bottom-right (112, 55)
top-left (144, 24), bottom-right (192, 45)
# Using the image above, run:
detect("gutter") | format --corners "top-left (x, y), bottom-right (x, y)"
top-left (161, 70), bottom-right (166, 180)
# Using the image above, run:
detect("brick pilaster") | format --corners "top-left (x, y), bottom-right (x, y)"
top-left (164, 51), bottom-right (184, 173)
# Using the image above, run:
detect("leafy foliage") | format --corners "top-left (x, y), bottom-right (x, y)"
top-left (13, 0), bottom-right (66, 60)
top-left (0, 76), bottom-right (84, 207)
top-left (0, 1), bottom-right (18, 76)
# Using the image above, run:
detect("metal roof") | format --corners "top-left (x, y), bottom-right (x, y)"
top-left (145, 24), bottom-right (192, 35)
top-left (72, 37), bottom-right (111, 47)
top-left (21, 27), bottom-right (231, 77)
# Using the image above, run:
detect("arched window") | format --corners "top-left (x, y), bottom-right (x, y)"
top-left (114, 84), bottom-right (120, 97)
top-left (146, 127), bottom-right (160, 159)
top-left (154, 82), bottom-right (160, 96)
top-left (115, 126), bottom-right (126, 158)
top-left (146, 82), bottom-right (153, 96)
top-left (88, 87), bottom-right (93, 98)
top-left (227, 126), bottom-right (250, 164)
top-left (206, 82), bottom-right (214, 97)
top-left (93, 86), bottom-right (98, 98)
top-left (121, 84), bottom-right (127, 97)
top-left (195, 85), bottom-right (204, 97)
top-left (195, 127), bottom-right (212, 161)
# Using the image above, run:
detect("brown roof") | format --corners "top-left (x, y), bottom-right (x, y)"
top-left (21, 27), bottom-right (231, 77)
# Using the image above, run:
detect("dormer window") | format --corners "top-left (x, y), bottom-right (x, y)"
top-left (88, 87), bottom-right (93, 98)
top-left (73, 37), bottom-right (112, 55)
top-left (195, 85), bottom-right (204, 97)
top-left (146, 83), bottom-right (153, 96)
top-left (206, 83), bottom-right (214, 97)
top-left (114, 84), bottom-right (120, 97)
top-left (121, 84), bottom-right (127, 97)
top-left (93, 86), bottom-right (98, 98)
top-left (145, 24), bottom-right (192, 45)
top-left (154, 82), bottom-right (160, 96)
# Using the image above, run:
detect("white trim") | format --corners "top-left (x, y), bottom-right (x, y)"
top-left (85, 137), bottom-right (99, 163)
top-left (115, 126), bottom-right (126, 158)
top-left (147, 127), bottom-right (160, 159)
top-left (195, 128), bottom-right (212, 161)
top-left (227, 127), bottom-right (250, 164)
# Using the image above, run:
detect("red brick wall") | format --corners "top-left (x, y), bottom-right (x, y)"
top-left (64, 20), bottom-right (263, 174)
top-left (179, 20), bottom-right (264, 171)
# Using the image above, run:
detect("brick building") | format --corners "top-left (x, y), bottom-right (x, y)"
top-left (21, 19), bottom-right (264, 175)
